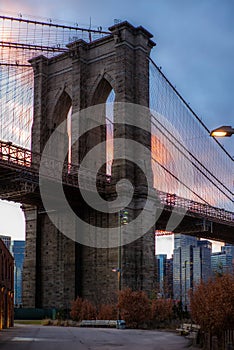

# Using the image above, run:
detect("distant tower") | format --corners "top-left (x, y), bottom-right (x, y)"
top-left (12, 241), bottom-right (25, 306)
top-left (221, 244), bottom-right (234, 266)
top-left (173, 234), bottom-right (197, 304)
top-left (211, 251), bottom-right (233, 275)
top-left (193, 240), bottom-right (212, 286)
top-left (156, 254), bottom-right (167, 297)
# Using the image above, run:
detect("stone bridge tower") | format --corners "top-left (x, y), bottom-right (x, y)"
top-left (23, 22), bottom-right (157, 308)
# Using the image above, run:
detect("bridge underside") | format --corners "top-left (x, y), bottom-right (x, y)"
top-left (0, 166), bottom-right (233, 243)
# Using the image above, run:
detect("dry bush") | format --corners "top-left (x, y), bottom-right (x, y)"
top-left (151, 298), bottom-right (173, 323)
top-left (190, 273), bottom-right (234, 336)
top-left (70, 297), bottom-right (96, 321)
top-left (97, 304), bottom-right (117, 320)
top-left (117, 288), bottom-right (151, 328)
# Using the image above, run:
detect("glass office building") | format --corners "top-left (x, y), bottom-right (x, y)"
top-left (173, 234), bottom-right (212, 306)
top-left (221, 244), bottom-right (234, 266)
top-left (173, 234), bottom-right (197, 304)
top-left (211, 251), bottom-right (233, 276)
top-left (11, 241), bottom-right (25, 306)
top-left (156, 254), bottom-right (167, 297)
top-left (193, 240), bottom-right (212, 286)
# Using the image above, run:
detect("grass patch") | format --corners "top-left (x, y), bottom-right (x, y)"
top-left (14, 320), bottom-right (43, 325)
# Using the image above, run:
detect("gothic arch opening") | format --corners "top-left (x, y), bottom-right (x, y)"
top-left (89, 78), bottom-right (115, 174)
top-left (52, 90), bottom-right (72, 165)
top-left (91, 77), bottom-right (113, 106)
top-left (53, 90), bottom-right (72, 130)
top-left (106, 89), bottom-right (115, 174)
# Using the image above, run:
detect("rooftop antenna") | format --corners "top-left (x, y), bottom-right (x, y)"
top-left (89, 16), bottom-right (92, 42)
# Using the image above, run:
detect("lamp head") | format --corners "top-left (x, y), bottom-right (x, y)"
top-left (210, 125), bottom-right (234, 137)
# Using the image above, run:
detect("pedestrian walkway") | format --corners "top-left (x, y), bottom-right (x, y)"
top-left (0, 324), bottom-right (198, 350)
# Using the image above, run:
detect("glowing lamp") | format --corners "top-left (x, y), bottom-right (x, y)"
top-left (210, 126), bottom-right (234, 137)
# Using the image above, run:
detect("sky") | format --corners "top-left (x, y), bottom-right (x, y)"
top-left (0, 0), bottom-right (233, 255)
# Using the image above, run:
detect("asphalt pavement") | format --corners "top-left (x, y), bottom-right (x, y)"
top-left (0, 324), bottom-right (196, 350)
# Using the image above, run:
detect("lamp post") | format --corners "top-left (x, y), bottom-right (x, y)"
top-left (210, 125), bottom-right (234, 137)
top-left (180, 260), bottom-right (188, 313)
top-left (112, 209), bottom-right (128, 320)
top-left (184, 260), bottom-right (187, 312)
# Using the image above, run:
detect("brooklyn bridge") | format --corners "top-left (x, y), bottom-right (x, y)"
top-left (0, 15), bottom-right (233, 309)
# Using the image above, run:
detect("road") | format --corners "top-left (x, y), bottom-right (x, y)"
top-left (0, 324), bottom-right (195, 350)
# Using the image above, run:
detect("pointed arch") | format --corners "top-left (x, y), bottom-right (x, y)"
top-left (53, 90), bottom-right (72, 130)
top-left (90, 73), bottom-right (115, 106)
top-left (50, 90), bottom-right (72, 164)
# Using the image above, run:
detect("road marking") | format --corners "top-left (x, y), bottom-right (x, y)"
top-left (11, 337), bottom-right (74, 342)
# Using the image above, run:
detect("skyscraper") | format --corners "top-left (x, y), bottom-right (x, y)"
top-left (221, 244), bottom-right (234, 266)
top-left (165, 258), bottom-right (173, 299)
top-left (156, 254), bottom-right (167, 297)
top-left (156, 254), bottom-right (173, 298)
top-left (211, 251), bottom-right (233, 276)
top-left (173, 234), bottom-right (197, 305)
top-left (193, 240), bottom-right (212, 286)
top-left (11, 241), bottom-right (25, 306)
top-left (173, 235), bottom-right (212, 308)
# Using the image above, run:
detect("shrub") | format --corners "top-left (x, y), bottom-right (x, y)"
top-left (70, 297), bottom-right (97, 321)
top-left (190, 273), bottom-right (234, 337)
top-left (97, 304), bottom-right (117, 320)
top-left (151, 298), bottom-right (173, 324)
top-left (117, 288), bottom-right (151, 328)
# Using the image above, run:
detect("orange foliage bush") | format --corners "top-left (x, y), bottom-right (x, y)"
top-left (190, 273), bottom-right (234, 336)
top-left (151, 298), bottom-right (173, 323)
top-left (70, 297), bottom-right (96, 321)
top-left (117, 288), bottom-right (151, 328)
top-left (97, 304), bottom-right (117, 320)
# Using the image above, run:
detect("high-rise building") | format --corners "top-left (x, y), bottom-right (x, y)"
top-left (193, 240), bottom-right (212, 286)
top-left (173, 235), bottom-right (212, 308)
top-left (172, 246), bottom-right (181, 301)
top-left (221, 244), bottom-right (234, 266)
top-left (0, 235), bottom-right (11, 250)
top-left (156, 254), bottom-right (173, 298)
top-left (211, 251), bottom-right (233, 276)
top-left (173, 234), bottom-right (197, 305)
top-left (165, 258), bottom-right (173, 299)
top-left (174, 234), bottom-right (197, 250)
top-left (156, 254), bottom-right (167, 297)
top-left (11, 241), bottom-right (25, 306)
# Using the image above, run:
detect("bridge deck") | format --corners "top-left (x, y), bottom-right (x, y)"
top-left (0, 140), bottom-right (233, 244)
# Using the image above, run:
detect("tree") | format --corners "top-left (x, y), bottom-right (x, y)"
top-left (190, 273), bottom-right (234, 337)
top-left (70, 297), bottom-right (96, 321)
top-left (117, 288), bottom-right (151, 328)
top-left (151, 298), bottom-right (173, 324)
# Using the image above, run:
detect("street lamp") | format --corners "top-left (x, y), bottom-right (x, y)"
top-left (184, 260), bottom-right (187, 312)
top-left (210, 125), bottom-right (234, 137)
top-left (112, 209), bottom-right (129, 320)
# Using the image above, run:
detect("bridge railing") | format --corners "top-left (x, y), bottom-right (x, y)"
top-left (158, 192), bottom-right (234, 223)
top-left (0, 140), bottom-right (110, 191)
top-left (0, 141), bottom-right (32, 167)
